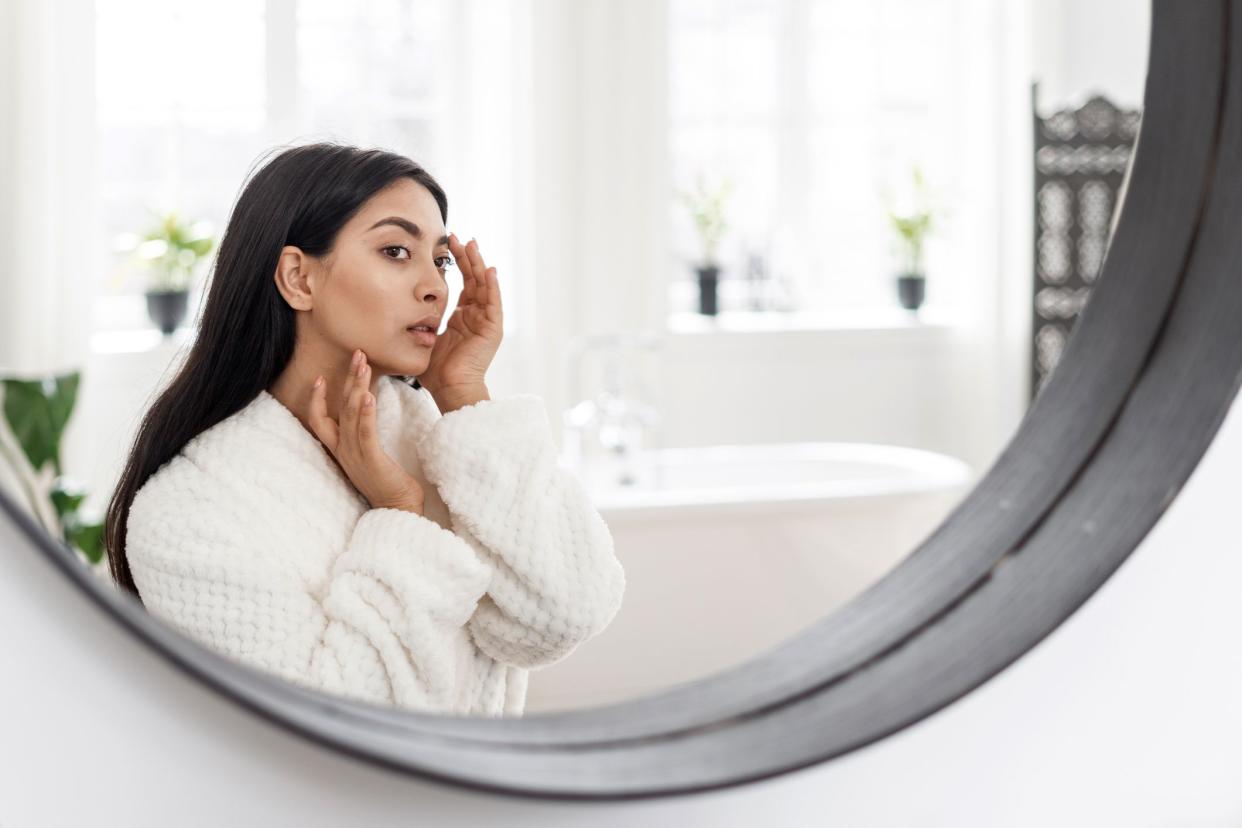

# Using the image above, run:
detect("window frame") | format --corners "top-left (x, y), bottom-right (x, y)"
top-left (666, 0), bottom-right (973, 317)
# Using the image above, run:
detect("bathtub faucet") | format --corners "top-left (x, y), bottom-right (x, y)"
top-left (561, 332), bottom-right (663, 490)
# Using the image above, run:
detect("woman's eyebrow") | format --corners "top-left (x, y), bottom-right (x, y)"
top-left (367, 216), bottom-right (450, 246)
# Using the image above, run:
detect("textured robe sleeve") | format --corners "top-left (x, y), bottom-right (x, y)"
top-left (417, 393), bottom-right (626, 670)
top-left (125, 460), bottom-right (494, 713)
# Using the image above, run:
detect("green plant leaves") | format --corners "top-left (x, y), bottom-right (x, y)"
top-left (49, 479), bottom-right (86, 513)
top-left (1, 371), bottom-right (104, 565)
top-left (676, 172), bottom-right (735, 266)
top-left (2, 373), bottom-right (79, 476)
top-left (63, 512), bottom-right (106, 565)
top-left (884, 164), bottom-right (940, 275)
top-left (135, 209), bottom-right (216, 292)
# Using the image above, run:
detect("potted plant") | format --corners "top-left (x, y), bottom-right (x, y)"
top-left (885, 165), bottom-right (940, 312)
top-left (132, 210), bottom-right (215, 334)
top-left (0, 371), bottom-right (106, 569)
top-left (676, 172), bottom-right (734, 316)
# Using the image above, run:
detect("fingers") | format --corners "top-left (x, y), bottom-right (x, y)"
top-left (464, 237), bottom-right (487, 279)
top-left (340, 353), bottom-right (369, 456)
top-left (485, 265), bottom-right (502, 323)
top-left (343, 349), bottom-right (362, 406)
top-left (449, 234), bottom-right (476, 305)
top-left (307, 349), bottom-right (383, 489)
top-left (357, 385), bottom-right (378, 456)
top-left (466, 242), bottom-right (501, 324)
top-left (353, 353), bottom-right (379, 456)
top-left (464, 239), bottom-right (488, 305)
top-left (308, 373), bottom-right (338, 450)
top-left (448, 234), bottom-right (500, 319)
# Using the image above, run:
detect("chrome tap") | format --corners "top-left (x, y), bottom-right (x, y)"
top-left (562, 332), bottom-right (663, 490)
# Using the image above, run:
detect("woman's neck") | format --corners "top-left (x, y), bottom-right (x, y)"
top-left (268, 341), bottom-right (383, 434)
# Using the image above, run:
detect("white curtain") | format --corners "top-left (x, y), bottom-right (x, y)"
top-left (0, 0), bottom-right (98, 379)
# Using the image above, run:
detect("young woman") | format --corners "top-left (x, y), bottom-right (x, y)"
top-left (104, 142), bottom-right (625, 717)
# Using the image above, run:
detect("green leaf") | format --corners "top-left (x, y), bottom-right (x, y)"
top-left (677, 173), bottom-right (735, 264)
top-left (66, 519), bottom-right (105, 565)
top-left (50, 486), bottom-right (87, 518)
top-left (47, 372), bottom-right (79, 443)
top-left (5, 372), bottom-right (80, 478)
top-left (132, 209), bottom-right (216, 290)
top-left (187, 236), bottom-right (214, 256)
top-left (3, 379), bottom-right (56, 473)
top-left (1, 372), bottom-right (80, 477)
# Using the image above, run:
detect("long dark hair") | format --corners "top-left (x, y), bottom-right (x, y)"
top-left (104, 141), bottom-right (448, 604)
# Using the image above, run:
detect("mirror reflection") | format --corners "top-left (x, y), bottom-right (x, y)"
top-left (0, 0), bottom-right (1150, 716)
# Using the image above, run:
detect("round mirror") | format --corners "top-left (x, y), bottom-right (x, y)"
top-left (4, 0), bottom-right (1230, 802)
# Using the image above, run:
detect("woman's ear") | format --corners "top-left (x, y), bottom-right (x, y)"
top-left (273, 246), bottom-right (315, 311)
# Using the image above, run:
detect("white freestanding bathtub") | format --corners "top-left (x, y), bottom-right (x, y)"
top-left (526, 442), bottom-right (976, 713)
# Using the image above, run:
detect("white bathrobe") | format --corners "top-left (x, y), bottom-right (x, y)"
top-left (124, 374), bottom-right (625, 717)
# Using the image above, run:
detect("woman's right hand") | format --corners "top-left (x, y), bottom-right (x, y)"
top-left (308, 349), bottom-right (425, 515)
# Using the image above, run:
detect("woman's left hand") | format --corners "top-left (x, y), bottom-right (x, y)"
top-left (418, 234), bottom-right (503, 395)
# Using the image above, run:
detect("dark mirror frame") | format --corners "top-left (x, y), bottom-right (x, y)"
top-left (2, 0), bottom-right (1236, 802)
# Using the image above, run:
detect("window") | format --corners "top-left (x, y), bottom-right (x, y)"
top-left (295, 0), bottom-right (451, 152)
top-left (668, 0), bottom-right (971, 315)
top-left (92, 0), bottom-right (518, 335)
top-left (95, 0), bottom-right (267, 327)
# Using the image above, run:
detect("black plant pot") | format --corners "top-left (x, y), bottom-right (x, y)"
top-left (896, 273), bottom-right (926, 311)
top-left (145, 289), bottom-right (189, 335)
top-left (696, 265), bottom-right (720, 316)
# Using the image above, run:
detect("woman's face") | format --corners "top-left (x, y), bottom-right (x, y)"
top-left (300, 177), bottom-right (451, 377)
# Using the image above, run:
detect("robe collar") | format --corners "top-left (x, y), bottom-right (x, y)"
top-left (248, 374), bottom-right (439, 481)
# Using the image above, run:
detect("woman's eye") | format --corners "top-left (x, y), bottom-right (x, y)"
top-left (382, 247), bottom-right (452, 273)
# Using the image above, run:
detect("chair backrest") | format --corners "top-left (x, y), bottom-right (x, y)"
top-left (1031, 86), bottom-right (1143, 404)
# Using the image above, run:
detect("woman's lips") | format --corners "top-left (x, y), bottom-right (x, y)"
top-left (407, 328), bottom-right (437, 347)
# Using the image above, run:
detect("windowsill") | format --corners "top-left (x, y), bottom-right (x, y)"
top-left (89, 292), bottom-right (200, 355)
top-left (666, 305), bottom-right (959, 335)
top-left (89, 326), bottom-right (194, 356)
top-left (92, 300), bottom-right (954, 355)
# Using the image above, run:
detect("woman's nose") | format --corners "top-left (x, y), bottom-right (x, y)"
top-left (419, 279), bottom-right (445, 303)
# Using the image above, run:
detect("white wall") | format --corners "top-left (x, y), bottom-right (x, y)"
top-left (1031, 0), bottom-right (1152, 109)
